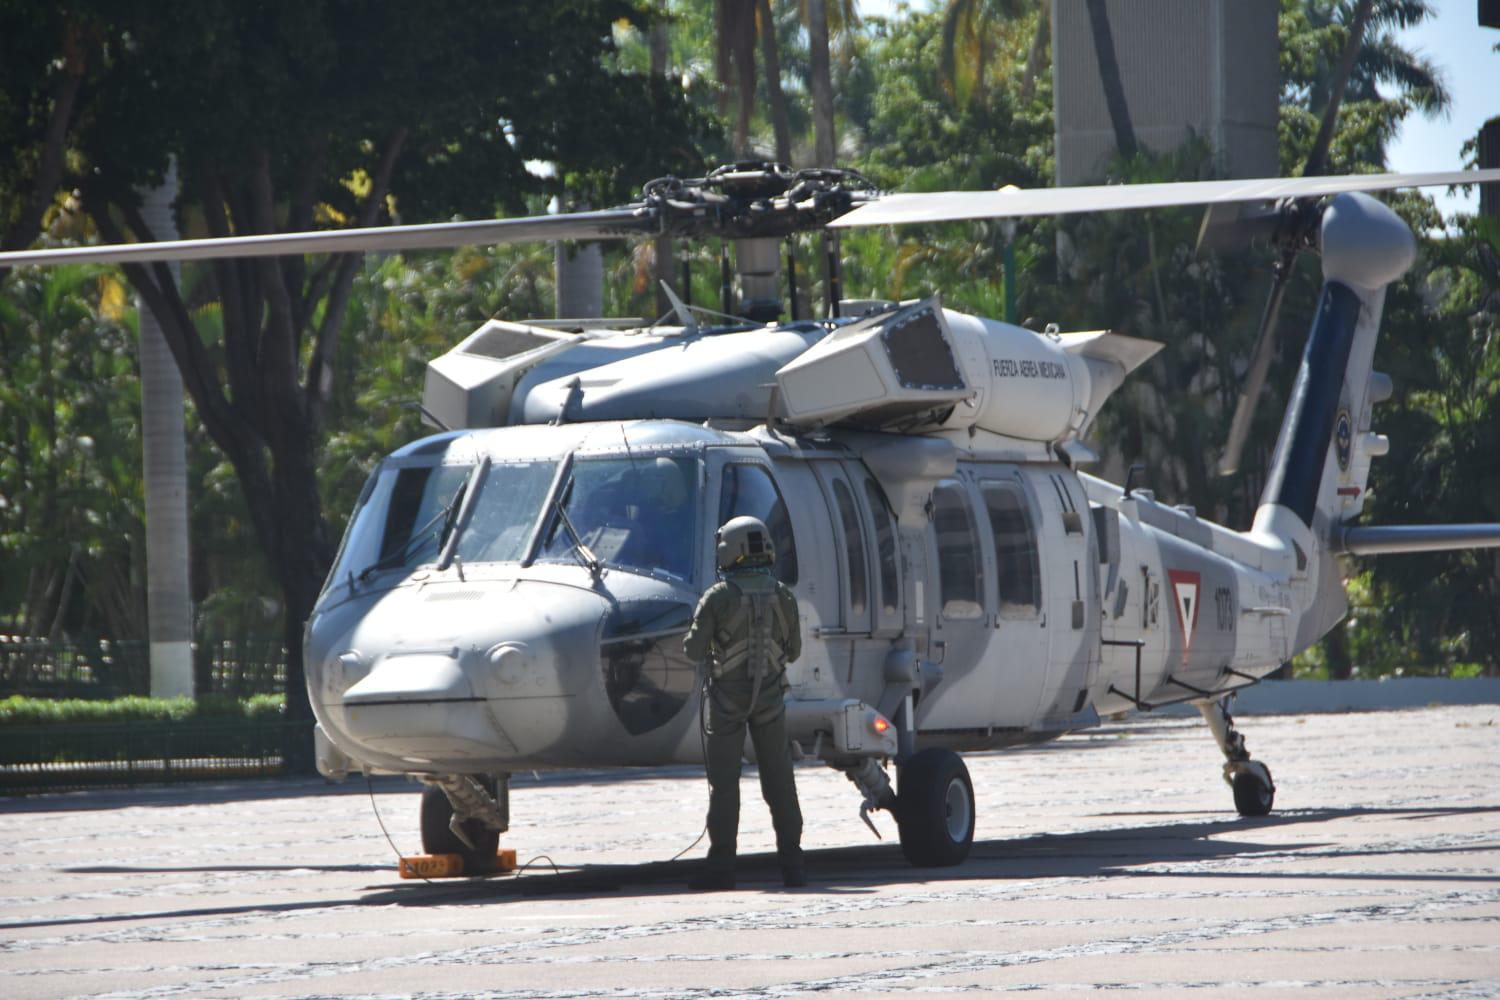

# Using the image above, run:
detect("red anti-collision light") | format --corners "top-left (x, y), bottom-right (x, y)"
top-left (871, 715), bottom-right (891, 734)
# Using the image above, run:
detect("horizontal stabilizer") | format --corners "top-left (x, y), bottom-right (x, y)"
top-left (1057, 330), bottom-right (1164, 375)
top-left (1336, 524), bottom-right (1500, 556)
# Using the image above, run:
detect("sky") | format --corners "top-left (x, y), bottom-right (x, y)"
top-left (859, 1), bottom-right (1499, 221)
top-left (1383, 2), bottom-right (1500, 218)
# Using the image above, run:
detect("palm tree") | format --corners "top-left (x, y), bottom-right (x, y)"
top-left (939, 0), bottom-right (1052, 108)
top-left (1082, 0), bottom-right (1137, 157)
top-left (755, 0), bottom-right (793, 163)
top-left (715, 0), bottom-right (757, 156)
top-left (650, 3), bottom-right (676, 319)
top-left (801, 0), bottom-right (859, 165)
top-left (712, 0), bottom-right (783, 160)
top-left (1019, 1), bottom-right (1048, 102)
top-left (1290, 0), bottom-right (1449, 170)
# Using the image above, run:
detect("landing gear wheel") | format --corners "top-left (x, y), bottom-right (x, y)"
top-left (420, 779), bottom-right (500, 873)
top-left (896, 748), bottom-right (975, 867)
top-left (1231, 766), bottom-right (1275, 817)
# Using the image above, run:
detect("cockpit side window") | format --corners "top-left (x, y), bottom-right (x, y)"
top-left (717, 463), bottom-right (799, 585)
top-left (379, 464), bottom-right (473, 566)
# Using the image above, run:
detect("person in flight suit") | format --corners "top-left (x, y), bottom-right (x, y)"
top-left (682, 515), bottom-right (805, 891)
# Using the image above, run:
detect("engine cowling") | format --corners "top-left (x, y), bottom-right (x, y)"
top-left (773, 297), bottom-right (1161, 444)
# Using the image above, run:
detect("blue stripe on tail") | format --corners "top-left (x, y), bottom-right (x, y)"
top-left (1261, 281), bottom-right (1362, 527)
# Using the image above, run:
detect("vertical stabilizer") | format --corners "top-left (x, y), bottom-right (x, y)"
top-left (1250, 192), bottom-right (1415, 642)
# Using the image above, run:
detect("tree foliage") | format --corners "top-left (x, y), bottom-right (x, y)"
top-left (0, 266), bottom-right (145, 640)
top-left (0, 1), bottom-right (712, 738)
top-left (2, 0), bottom-right (1495, 686)
top-left (1342, 221), bottom-right (1500, 675)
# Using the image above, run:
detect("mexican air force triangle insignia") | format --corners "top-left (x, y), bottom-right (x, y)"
top-left (1167, 569), bottom-right (1201, 664)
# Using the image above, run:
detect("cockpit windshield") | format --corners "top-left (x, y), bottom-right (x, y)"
top-left (539, 456), bottom-right (699, 580)
top-left (452, 461), bottom-right (558, 563)
top-left (360, 463), bottom-right (474, 578)
top-left (324, 451), bottom-right (701, 595)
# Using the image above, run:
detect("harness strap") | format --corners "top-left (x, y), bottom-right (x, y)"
top-left (712, 584), bottom-right (789, 680)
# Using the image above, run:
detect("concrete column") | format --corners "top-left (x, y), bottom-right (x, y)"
top-left (555, 242), bottom-right (604, 320)
top-left (138, 160), bottom-right (194, 698)
top-left (734, 237), bottom-right (782, 322)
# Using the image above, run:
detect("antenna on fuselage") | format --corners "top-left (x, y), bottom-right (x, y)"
top-left (658, 280), bottom-right (699, 336)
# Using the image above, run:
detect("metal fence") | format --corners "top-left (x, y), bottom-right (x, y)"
top-left (0, 636), bottom-right (287, 699)
top-left (199, 638), bottom-right (288, 698)
top-left (0, 719), bottom-right (313, 795)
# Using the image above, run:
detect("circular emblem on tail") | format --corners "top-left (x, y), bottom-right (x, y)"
top-left (1335, 409), bottom-right (1352, 472)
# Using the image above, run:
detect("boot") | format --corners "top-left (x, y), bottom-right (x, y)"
top-left (781, 863), bottom-right (806, 888)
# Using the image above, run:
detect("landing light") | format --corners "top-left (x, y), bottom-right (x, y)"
top-left (871, 715), bottom-right (891, 734)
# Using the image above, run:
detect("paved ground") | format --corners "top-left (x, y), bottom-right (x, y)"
top-left (2, 705), bottom-right (1498, 998)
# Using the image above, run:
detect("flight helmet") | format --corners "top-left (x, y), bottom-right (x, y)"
top-left (647, 456), bottom-right (688, 508)
top-left (716, 515), bottom-right (774, 570)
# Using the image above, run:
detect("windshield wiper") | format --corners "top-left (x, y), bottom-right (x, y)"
top-left (437, 456), bottom-right (490, 571)
top-left (356, 467), bottom-right (476, 582)
top-left (550, 478), bottom-right (603, 581)
top-left (521, 454), bottom-right (572, 568)
top-left (519, 453), bottom-right (602, 580)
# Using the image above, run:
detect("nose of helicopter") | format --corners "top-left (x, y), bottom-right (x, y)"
top-left (338, 649), bottom-right (497, 760)
top-left (320, 584), bottom-right (612, 766)
top-left (337, 636), bottom-right (590, 765)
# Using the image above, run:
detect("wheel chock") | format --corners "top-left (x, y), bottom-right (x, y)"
top-left (399, 848), bottom-right (518, 879)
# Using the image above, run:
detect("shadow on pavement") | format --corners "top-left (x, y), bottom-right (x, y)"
top-left (0, 764), bottom-right (708, 814)
top-left (9, 804), bottom-right (1497, 933)
top-left (364, 804), bottom-right (1500, 901)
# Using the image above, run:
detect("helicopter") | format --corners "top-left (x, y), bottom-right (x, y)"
top-left (4, 161), bottom-right (1500, 872)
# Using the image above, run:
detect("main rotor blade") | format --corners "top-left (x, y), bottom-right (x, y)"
top-left (0, 209), bottom-right (654, 269)
top-left (829, 169), bottom-right (1500, 228)
top-left (1218, 250), bottom-right (1296, 477)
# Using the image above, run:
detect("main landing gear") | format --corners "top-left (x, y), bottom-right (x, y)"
top-left (839, 747), bottom-right (976, 867)
top-left (896, 748), bottom-right (975, 866)
top-left (1197, 695), bottom-right (1275, 817)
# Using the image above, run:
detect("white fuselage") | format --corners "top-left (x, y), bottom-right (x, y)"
top-left (305, 419), bottom-right (1297, 778)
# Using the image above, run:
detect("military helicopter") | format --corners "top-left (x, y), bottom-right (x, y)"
top-left (5, 162), bottom-right (1500, 872)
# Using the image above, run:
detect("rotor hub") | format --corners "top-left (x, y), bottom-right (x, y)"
top-left (637, 162), bottom-right (876, 242)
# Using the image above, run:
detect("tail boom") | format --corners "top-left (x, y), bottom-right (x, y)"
top-left (1337, 524), bottom-right (1500, 556)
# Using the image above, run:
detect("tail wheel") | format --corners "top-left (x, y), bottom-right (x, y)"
top-left (420, 778), bottom-right (500, 873)
top-left (1232, 766), bottom-right (1275, 817)
top-left (896, 748), bottom-right (975, 867)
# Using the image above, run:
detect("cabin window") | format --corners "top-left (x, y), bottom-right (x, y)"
top-left (718, 463), bottom-right (799, 584)
top-left (932, 482), bottom-right (983, 619)
top-left (865, 478), bottom-right (900, 616)
top-left (982, 480), bottom-right (1041, 616)
top-left (832, 478), bottom-right (869, 618)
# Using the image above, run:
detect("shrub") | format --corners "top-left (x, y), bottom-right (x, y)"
top-left (0, 694), bottom-right (284, 726)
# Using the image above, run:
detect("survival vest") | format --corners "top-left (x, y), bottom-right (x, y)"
top-left (711, 572), bottom-right (791, 682)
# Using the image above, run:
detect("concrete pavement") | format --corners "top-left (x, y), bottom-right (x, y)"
top-left (2, 705), bottom-right (1497, 997)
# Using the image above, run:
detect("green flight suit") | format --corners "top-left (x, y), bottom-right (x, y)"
top-left (683, 566), bottom-right (803, 874)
